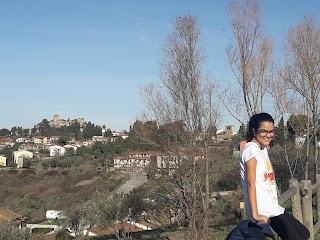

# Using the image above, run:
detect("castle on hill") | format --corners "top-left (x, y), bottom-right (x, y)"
top-left (49, 114), bottom-right (85, 128)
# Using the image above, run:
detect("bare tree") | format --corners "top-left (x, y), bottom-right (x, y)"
top-left (225, 0), bottom-right (273, 123)
top-left (268, 72), bottom-right (304, 179)
top-left (280, 15), bottom-right (320, 180)
top-left (139, 14), bottom-right (221, 240)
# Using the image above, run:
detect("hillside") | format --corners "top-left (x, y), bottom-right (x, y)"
top-left (0, 165), bottom-right (129, 223)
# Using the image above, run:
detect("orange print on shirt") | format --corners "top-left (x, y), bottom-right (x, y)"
top-left (263, 159), bottom-right (275, 183)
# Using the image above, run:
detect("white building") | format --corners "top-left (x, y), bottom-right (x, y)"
top-left (63, 144), bottom-right (78, 154)
top-left (46, 210), bottom-right (66, 220)
top-left (15, 137), bottom-right (32, 144)
top-left (49, 146), bottom-right (66, 157)
top-left (0, 155), bottom-right (7, 167)
top-left (112, 131), bottom-right (129, 139)
top-left (216, 125), bottom-right (236, 141)
top-left (113, 151), bottom-right (160, 169)
top-left (81, 140), bottom-right (94, 147)
top-left (13, 150), bottom-right (33, 168)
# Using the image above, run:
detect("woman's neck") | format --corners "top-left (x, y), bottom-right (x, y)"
top-left (251, 139), bottom-right (264, 149)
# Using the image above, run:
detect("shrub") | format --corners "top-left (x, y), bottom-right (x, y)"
top-left (21, 169), bottom-right (35, 175)
top-left (61, 170), bottom-right (69, 176)
top-left (7, 169), bottom-right (19, 175)
top-left (45, 170), bottom-right (60, 176)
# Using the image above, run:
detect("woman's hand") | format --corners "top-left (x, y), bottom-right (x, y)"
top-left (253, 214), bottom-right (270, 224)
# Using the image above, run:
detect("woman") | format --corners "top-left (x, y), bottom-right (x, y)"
top-left (240, 112), bottom-right (310, 240)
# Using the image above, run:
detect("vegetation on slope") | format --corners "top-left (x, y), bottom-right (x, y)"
top-left (0, 165), bottom-right (129, 223)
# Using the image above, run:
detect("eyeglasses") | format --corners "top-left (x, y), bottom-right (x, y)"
top-left (256, 129), bottom-right (275, 137)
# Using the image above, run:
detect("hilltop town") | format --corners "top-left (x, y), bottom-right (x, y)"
top-left (0, 114), bottom-right (237, 170)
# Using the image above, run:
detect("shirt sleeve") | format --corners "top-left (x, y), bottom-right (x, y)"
top-left (242, 145), bottom-right (260, 163)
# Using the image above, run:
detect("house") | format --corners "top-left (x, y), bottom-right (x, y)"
top-left (114, 151), bottom-right (204, 175)
top-left (112, 131), bottom-right (129, 139)
top-left (13, 150), bottom-right (33, 168)
top-left (113, 151), bottom-right (161, 171)
top-left (113, 156), bottom-right (128, 168)
top-left (15, 137), bottom-right (32, 144)
top-left (46, 210), bottom-right (66, 220)
top-left (32, 143), bottom-right (50, 152)
top-left (33, 136), bottom-right (48, 144)
top-left (0, 138), bottom-right (14, 149)
top-left (0, 155), bottom-right (6, 167)
top-left (48, 146), bottom-right (66, 157)
top-left (48, 136), bottom-right (60, 144)
top-left (81, 140), bottom-right (94, 147)
top-left (216, 125), bottom-right (236, 141)
top-left (127, 151), bottom-right (161, 171)
top-left (111, 131), bottom-right (120, 137)
top-left (119, 133), bottom-right (129, 139)
top-left (92, 136), bottom-right (111, 143)
top-left (18, 143), bottom-right (34, 151)
top-left (149, 152), bottom-right (204, 176)
top-left (149, 153), bottom-right (179, 174)
top-left (63, 144), bottom-right (78, 154)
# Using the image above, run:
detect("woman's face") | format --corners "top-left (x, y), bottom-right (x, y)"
top-left (253, 121), bottom-right (274, 148)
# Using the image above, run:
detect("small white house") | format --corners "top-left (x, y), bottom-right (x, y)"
top-left (48, 146), bottom-right (66, 157)
top-left (63, 144), bottom-right (78, 153)
top-left (0, 155), bottom-right (7, 167)
top-left (13, 150), bottom-right (33, 168)
top-left (46, 210), bottom-right (66, 220)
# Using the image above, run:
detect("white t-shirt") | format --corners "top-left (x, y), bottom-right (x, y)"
top-left (240, 142), bottom-right (284, 219)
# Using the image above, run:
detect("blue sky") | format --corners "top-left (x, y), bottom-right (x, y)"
top-left (1, 1), bottom-right (319, 131)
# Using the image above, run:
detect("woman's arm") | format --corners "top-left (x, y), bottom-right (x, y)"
top-left (246, 157), bottom-right (270, 224)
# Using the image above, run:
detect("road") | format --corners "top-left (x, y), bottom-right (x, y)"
top-left (116, 171), bottom-right (147, 195)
